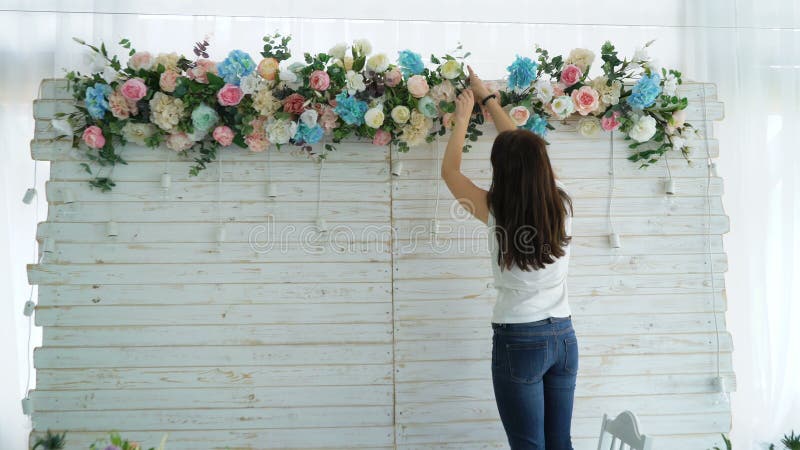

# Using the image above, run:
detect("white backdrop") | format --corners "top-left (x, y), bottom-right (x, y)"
top-left (1, 1), bottom-right (798, 448)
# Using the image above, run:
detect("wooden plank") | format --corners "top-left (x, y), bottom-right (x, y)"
top-left (393, 177), bottom-right (724, 199)
top-left (394, 332), bottom-right (732, 362)
top-left (34, 344), bottom-right (394, 369)
top-left (395, 314), bottom-right (727, 340)
top-left (49, 201), bottom-right (391, 223)
top-left (36, 365), bottom-right (394, 390)
top-left (44, 323), bottom-right (393, 346)
top-left (36, 283), bottom-right (393, 306)
top-left (29, 428), bottom-right (395, 450)
top-left (35, 303), bottom-right (392, 326)
top-left (28, 262), bottom-right (392, 285)
top-left (45, 180), bottom-right (390, 203)
top-left (30, 385), bottom-right (393, 410)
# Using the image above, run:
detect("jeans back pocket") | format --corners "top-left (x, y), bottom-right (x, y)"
top-left (564, 335), bottom-right (579, 375)
top-left (505, 340), bottom-right (548, 384)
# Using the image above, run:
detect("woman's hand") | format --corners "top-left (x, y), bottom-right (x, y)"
top-left (467, 65), bottom-right (490, 102)
top-left (454, 88), bottom-right (475, 128)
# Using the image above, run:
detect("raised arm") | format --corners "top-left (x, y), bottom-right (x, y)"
top-left (440, 88), bottom-right (489, 224)
top-left (467, 65), bottom-right (516, 134)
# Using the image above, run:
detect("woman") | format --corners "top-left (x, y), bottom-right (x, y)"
top-left (440, 65), bottom-right (578, 450)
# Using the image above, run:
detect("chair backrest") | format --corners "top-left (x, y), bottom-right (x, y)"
top-left (597, 410), bottom-right (653, 450)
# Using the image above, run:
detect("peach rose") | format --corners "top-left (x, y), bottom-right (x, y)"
top-left (127, 52), bottom-right (154, 71)
top-left (509, 106), bottom-right (531, 126)
top-left (309, 70), bottom-right (331, 91)
top-left (212, 125), bottom-right (235, 146)
top-left (553, 82), bottom-right (566, 97)
top-left (257, 58), bottom-right (279, 81)
top-left (282, 93), bottom-right (307, 115)
top-left (82, 125), bottom-right (105, 148)
top-left (187, 59), bottom-right (217, 84)
top-left (407, 75), bottom-right (429, 98)
top-left (372, 129), bottom-right (392, 146)
top-left (165, 132), bottom-right (193, 152)
top-left (442, 112), bottom-right (455, 129)
top-left (159, 70), bottom-right (180, 93)
top-left (560, 64), bottom-right (583, 87)
top-left (571, 85), bottom-right (600, 115)
top-left (217, 84), bottom-right (244, 106)
top-left (313, 103), bottom-right (339, 132)
top-left (385, 68), bottom-right (402, 87)
top-left (120, 78), bottom-right (147, 101)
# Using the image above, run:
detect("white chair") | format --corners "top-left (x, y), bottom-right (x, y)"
top-left (597, 410), bottom-right (653, 450)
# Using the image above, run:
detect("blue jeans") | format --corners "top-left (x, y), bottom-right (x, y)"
top-left (491, 316), bottom-right (578, 450)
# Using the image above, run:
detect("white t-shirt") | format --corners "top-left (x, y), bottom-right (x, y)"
top-left (487, 180), bottom-right (572, 324)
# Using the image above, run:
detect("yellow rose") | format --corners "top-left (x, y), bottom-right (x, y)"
top-left (439, 60), bottom-right (462, 80)
top-left (257, 58), bottom-right (280, 81)
top-left (391, 106), bottom-right (411, 124)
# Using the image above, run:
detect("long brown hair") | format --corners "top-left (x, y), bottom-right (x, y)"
top-left (487, 128), bottom-right (573, 271)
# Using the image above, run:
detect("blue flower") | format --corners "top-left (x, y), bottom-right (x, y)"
top-left (333, 92), bottom-right (369, 126)
top-left (217, 49), bottom-right (256, 85)
top-left (506, 55), bottom-right (538, 92)
top-left (417, 96), bottom-right (439, 118)
top-left (294, 122), bottom-right (325, 144)
top-left (84, 83), bottom-right (112, 120)
top-left (522, 113), bottom-right (548, 137)
top-left (626, 73), bottom-right (662, 109)
top-left (397, 50), bottom-right (425, 79)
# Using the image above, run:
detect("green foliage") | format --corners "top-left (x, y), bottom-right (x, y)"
top-left (782, 430), bottom-right (800, 450)
top-left (261, 31), bottom-right (292, 61)
top-left (32, 430), bottom-right (66, 450)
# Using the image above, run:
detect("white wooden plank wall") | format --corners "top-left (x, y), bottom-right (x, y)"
top-left (28, 79), bottom-right (731, 450)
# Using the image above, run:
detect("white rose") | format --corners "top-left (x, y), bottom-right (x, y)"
top-left (345, 70), bottom-right (366, 95)
top-left (329, 42), bottom-right (347, 60)
top-left (391, 105), bottom-right (411, 124)
top-left (352, 38), bottom-right (372, 56)
top-left (364, 106), bottom-right (385, 128)
top-left (266, 119), bottom-right (298, 145)
top-left (299, 109), bottom-right (319, 127)
top-left (239, 73), bottom-right (264, 95)
top-left (646, 58), bottom-right (662, 78)
top-left (550, 95), bottom-right (574, 119)
top-left (534, 79), bottom-right (554, 103)
top-left (279, 68), bottom-right (301, 89)
top-left (629, 115), bottom-right (657, 142)
top-left (578, 116), bottom-right (602, 137)
top-left (121, 122), bottom-right (155, 146)
top-left (366, 53), bottom-right (390, 73)
top-left (439, 60), bottom-right (462, 80)
top-left (565, 48), bottom-right (595, 71)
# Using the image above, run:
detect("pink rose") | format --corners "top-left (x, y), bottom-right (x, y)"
top-left (128, 52), bottom-right (153, 71)
top-left (257, 58), bottom-right (279, 81)
top-left (283, 93), bottom-right (307, 115)
top-left (553, 82), bottom-right (566, 97)
top-left (309, 70), bottom-right (331, 91)
top-left (245, 116), bottom-right (270, 152)
top-left (313, 103), bottom-right (339, 132)
top-left (571, 85), bottom-right (600, 115)
top-left (187, 59), bottom-right (217, 84)
top-left (601, 111), bottom-right (622, 131)
top-left (120, 78), bottom-right (147, 101)
top-left (407, 75), bottom-right (429, 98)
top-left (159, 70), bottom-right (180, 93)
top-left (165, 132), bottom-right (193, 152)
top-left (217, 84), bottom-right (244, 106)
top-left (560, 64), bottom-right (583, 87)
top-left (108, 90), bottom-right (131, 119)
top-left (82, 125), bottom-right (105, 148)
top-left (384, 68), bottom-right (402, 87)
top-left (509, 106), bottom-right (531, 126)
top-left (372, 129), bottom-right (392, 146)
top-left (212, 125), bottom-right (235, 146)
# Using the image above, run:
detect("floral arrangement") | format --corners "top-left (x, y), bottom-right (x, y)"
top-left (52, 33), bottom-right (698, 191)
top-left (89, 431), bottom-right (168, 450)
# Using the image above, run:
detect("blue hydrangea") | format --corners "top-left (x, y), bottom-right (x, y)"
top-left (522, 113), bottom-right (548, 137)
top-left (417, 96), bottom-right (438, 118)
top-left (294, 122), bottom-right (324, 144)
top-left (84, 83), bottom-right (112, 120)
top-left (217, 49), bottom-right (256, 85)
top-left (333, 92), bottom-right (369, 126)
top-left (397, 50), bottom-right (425, 79)
top-left (506, 55), bottom-right (538, 92)
top-left (626, 73), bottom-right (662, 109)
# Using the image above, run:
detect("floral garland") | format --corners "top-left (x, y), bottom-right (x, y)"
top-left (52, 33), bottom-right (699, 191)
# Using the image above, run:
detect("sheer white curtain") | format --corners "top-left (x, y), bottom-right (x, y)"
top-left (1, 1), bottom-right (797, 448)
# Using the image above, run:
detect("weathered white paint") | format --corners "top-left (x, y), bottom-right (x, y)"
top-left (28, 79), bottom-right (731, 450)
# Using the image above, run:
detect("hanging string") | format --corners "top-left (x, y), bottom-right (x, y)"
top-left (217, 146), bottom-right (223, 234)
top-left (433, 136), bottom-right (441, 222)
top-left (607, 131), bottom-right (617, 235)
top-left (700, 83), bottom-right (721, 380)
top-left (664, 148), bottom-right (673, 180)
top-left (24, 159), bottom-right (43, 403)
top-left (316, 138), bottom-right (327, 221)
